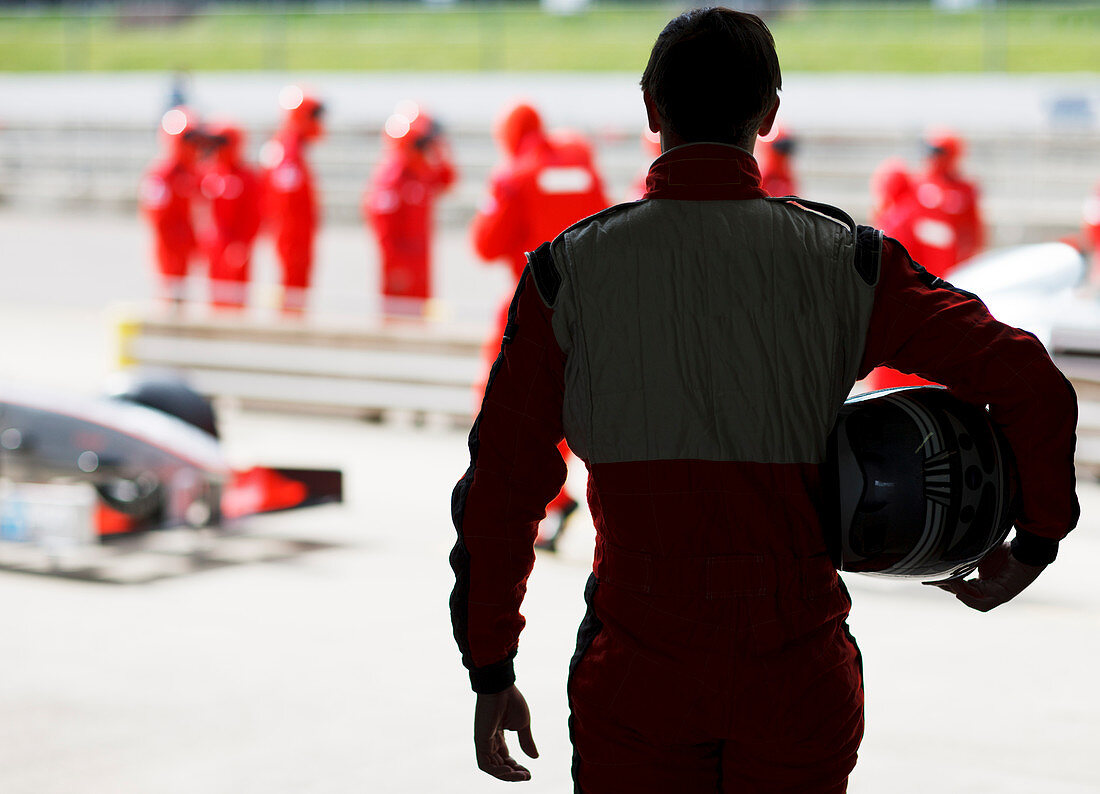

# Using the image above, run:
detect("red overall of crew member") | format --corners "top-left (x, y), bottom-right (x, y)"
top-left (627, 128), bottom-right (662, 202)
top-left (757, 125), bottom-right (798, 198)
top-left (261, 86), bottom-right (324, 315)
top-left (1084, 180), bottom-right (1100, 283)
top-left (201, 122), bottom-right (262, 310)
top-left (907, 129), bottom-right (985, 279)
top-left (865, 143), bottom-right (983, 392)
top-left (470, 100), bottom-right (609, 546)
top-left (364, 105), bottom-right (457, 317)
top-left (140, 107), bottom-right (203, 306)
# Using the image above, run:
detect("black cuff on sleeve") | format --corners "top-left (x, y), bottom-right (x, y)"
top-left (469, 658), bottom-right (516, 694)
top-left (1010, 531), bottom-right (1059, 567)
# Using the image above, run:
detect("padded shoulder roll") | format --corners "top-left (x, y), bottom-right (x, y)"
top-left (527, 241), bottom-right (562, 307)
top-left (854, 225), bottom-right (883, 286)
top-left (765, 196), bottom-right (856, 234)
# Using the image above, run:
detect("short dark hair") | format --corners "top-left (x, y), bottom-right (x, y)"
top-left (641, 7), bottom-right (782, 147)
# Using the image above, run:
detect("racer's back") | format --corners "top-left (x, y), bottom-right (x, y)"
top-left (542, 188), bottom-right (874, 564)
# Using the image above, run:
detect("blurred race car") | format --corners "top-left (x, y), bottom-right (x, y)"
top-left (948, 240), bottom-right (1093, 347)
top-left (0, 373), bottom-right (342, 537)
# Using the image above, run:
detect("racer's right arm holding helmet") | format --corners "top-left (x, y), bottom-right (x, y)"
top-left (859, 236), bottom-right (1079, 610)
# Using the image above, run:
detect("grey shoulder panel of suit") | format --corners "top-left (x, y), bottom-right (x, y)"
top-left (528, 200), bottom-right (644, 308)
top-left (765, 196), bottom-right (881, 287)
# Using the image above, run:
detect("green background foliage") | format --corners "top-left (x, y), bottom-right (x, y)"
top-left (0, 3), bottom-right (1097, 73)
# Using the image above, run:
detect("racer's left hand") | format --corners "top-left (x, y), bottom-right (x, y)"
top-left (936, 542), bottom-right (1045, 612)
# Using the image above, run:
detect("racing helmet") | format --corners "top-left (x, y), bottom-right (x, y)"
top-left (495, 100), bottom-right (543, 157)
top-left (384, 101), bottom-right (443, 152)
top-left (160, 106), bottom-right (203, 160)
top-left (823, 386), bottom-right (1017, 584)
top-left (768, 126), bottom-right (797, 157)
top-left (924, 128), bottom-right (964, 173)
top-left (206, 120), bottom-right (245, 164)
top-left (279, 85), bottom-right (325, 139)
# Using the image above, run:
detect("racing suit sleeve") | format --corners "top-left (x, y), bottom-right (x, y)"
top-left (859, 237), bottom-right (1079, 563)
top-left (450, 267), bottom-right (568, 694)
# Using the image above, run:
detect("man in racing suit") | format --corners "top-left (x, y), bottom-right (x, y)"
top-left (364, 104), bottom-right (456, 317)
top-left (261, 85), bottom-right (324, 315)
top-left (200, 121), bottom-right (262, 310)
top-left (1084, 180), bottom-right (1100, 282)
top-left (757, 124), bottom-right (798, 198)
top-left (451, 9), bottom-right (1078, 792)
top-left (139, 107), bottom-right (204, 307)
top-left (865, 157), bottom-right (936, 391)
top-left (470, 100), bottom-right (609, 550)
top-left (907, 129), bottom-right (985, 279)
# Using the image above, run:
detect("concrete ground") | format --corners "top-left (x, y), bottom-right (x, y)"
top-left (0, 208), bottom-right (1098, 793)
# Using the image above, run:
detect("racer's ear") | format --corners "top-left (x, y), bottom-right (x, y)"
top-left (757, 94), bottom-right (780, 139)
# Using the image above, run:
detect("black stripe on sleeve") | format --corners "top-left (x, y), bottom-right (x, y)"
top-left (885, 235), bottom-right (987, 306)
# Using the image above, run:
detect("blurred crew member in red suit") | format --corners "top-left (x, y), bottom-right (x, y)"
top-left (907, 128), bottom-right (985, 279)
top-left (140, 107), bottom-right (205, 308)
top-left (261, 85), bottom-right (324, 315)
top-left (757, 124), bottom-right (798, 197)
top-left (471, 99), bottom-right (609, 550)
top-left (870, 157), bottom-right (927, 264)
top-left (472, 101), bottom-right (608, 281)
top-left (863, 157), bottom-right (939, 392)
top-left (200, 121), bottom-right (262, 310)
top-left (1084, 182), bottom-right (1100, 282)
top-left (364, 102), bottom-right (457, 317)
top-left (627, 128), bottom-right (663, 201)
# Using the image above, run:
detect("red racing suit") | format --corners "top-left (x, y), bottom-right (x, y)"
top-left (364, 146), bottom-right (456, 313)
top-left (472, 130), bottom-right (608, 281)
top-left (1084, 182), bottom-right (1100, 281)
top-left (140, 158), bottom-right (199, 302)
top-left (201, 158), bottom-right (262, 309)
top-left (908, 167), bottom-right (985, 278)
top-left (262, 132), bottom-right (318, 312)
top-left (758, 144), bottom-right (798, 198)
top-left (450, 144), bottom-right (1078, 793)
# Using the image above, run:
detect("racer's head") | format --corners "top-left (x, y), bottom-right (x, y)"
top-left (279, 85), bottom-right (325, 141)
top-left (384, 101), bottom-right (444, 155)
top-left (641, 8), bottom-right (781, 152)
top-left (206, 121), bottom-right (245, 166)
top-left (872, 157), bottom-right (913, 206)
top-left (924, 128), bottom-right (964, 174)
top-left (494, 100), bottom-right (544, 158)
top-left (159, 106), bottom-right (204, 164)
